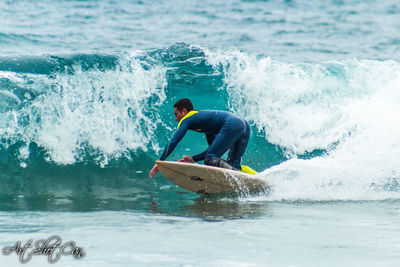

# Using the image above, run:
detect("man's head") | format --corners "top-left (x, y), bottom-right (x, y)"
top-left (173, 98), bottom-right (193, 122)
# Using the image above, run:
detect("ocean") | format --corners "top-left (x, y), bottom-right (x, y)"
top-left (1, 0), bottom-right (400, 266)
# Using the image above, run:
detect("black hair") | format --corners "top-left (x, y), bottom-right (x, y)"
top-left (173, 98), bottom-right (194, 112)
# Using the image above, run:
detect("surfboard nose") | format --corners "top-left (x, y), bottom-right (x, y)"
top-left (156, 160), bottom-right (175, 169)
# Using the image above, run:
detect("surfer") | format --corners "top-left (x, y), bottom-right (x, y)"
top-left (149, 98), bottom-right (254, 178)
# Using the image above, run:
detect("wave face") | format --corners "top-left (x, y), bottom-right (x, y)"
top-left (1, 43), bottom-right (400, 210)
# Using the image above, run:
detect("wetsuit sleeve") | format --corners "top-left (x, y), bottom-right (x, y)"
top-left (159, 122), bottom-right (189, 161)
top-left (192, 150), bottom-right (207, 162)
top-left (192, 133), bottom-right (215, 162)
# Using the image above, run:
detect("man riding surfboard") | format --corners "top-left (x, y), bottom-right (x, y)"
top-left (149, 98), bottom-right (256, 178)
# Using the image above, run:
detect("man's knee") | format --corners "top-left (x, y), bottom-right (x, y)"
top-left (204, 156), bottom-right (218, 166)
top-left (204, 156), bottom-right (238, 171)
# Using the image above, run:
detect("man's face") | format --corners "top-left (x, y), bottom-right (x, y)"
top-left (174, 107), bottom-right (187, 122)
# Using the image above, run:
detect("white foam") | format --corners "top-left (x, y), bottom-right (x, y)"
top-left (2, 54), bottom-right (167, 165)
top-left (0, 70), bottom-right (24, 82)
top-left (206, 49), bottom-right (400, 200)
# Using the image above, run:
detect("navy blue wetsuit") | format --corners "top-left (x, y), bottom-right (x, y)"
top-left (159, 110), bottom-right (250, 169)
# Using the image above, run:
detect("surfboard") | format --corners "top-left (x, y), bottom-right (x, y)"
top-left (156, 160), bottom-right (268, 195)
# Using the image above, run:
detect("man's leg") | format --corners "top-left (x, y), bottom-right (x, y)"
top-left (227, 120), bottom-right (251, 169)
top-left (204, 156), bottom-right (238, 170)
top-left (204, 118), bottom-right (246, 170)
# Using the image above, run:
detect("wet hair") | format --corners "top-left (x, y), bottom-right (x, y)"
top-left (173, 98), bottom-right (194, 112)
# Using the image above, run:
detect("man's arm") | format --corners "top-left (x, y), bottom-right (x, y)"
top-left (159, 122), bottom-right (189, 161)
top-left (149, 124), bottom-right (189, 178)
top-left (191, 133), bottom-right (215, 162)
top-left (192, 150), bottom-right (207, 162)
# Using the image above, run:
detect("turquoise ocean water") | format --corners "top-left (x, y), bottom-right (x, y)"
top-left (1, 0), bottom-right (400, 266)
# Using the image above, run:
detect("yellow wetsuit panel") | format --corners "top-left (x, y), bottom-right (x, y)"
top-left (177, 110), bottom-right (199, 130)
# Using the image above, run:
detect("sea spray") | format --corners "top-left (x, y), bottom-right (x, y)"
top-left (1, 54), bottom-right (168, 166)
top-left (205, 49), bottom-right (400, 200)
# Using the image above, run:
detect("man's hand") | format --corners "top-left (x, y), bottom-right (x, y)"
top-left (178, 156), bottom-right (194, 163)
top-left (149, 164), bottom-right (159, 178)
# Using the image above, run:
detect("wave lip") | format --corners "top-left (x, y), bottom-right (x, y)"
top-left (0, 52), bottom-right (168, 166)
top-left (0, 54), bottom-right (120, 75)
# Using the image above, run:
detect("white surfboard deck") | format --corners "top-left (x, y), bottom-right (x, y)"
top-left (156, 160), bottom-right (268, 195)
